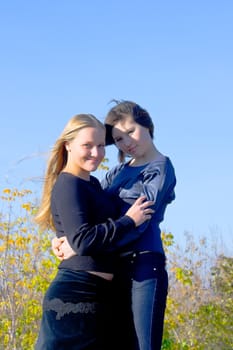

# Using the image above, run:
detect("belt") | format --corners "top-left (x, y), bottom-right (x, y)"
top-left (119, 250), bottom-right (152, 258)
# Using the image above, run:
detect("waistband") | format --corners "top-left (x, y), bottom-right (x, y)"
top-left (119, 250), bottom-right (165, 260)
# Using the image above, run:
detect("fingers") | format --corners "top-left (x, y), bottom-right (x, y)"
top-left (143, 207), bottom-right (154, 214)
top-left (51, 236), bottom-right (66, 260)
top-left (52, 238), bottom-right (59, 250)
top-left (141, 205), bottom-right (154, 222)
top-left (56, 253), bottom-right (64, 261)
top-left (52, 236), bottom-right (65, 249)
top-left (140, 199), bottom-right (154, 209)
top-left (135, 196), bottom-right (154, 206)
top-left (141, 203), bottom-right (154, 218)
top-left (134, 196), bottom-right (147, 205)
top-left (52, 247), bottom-right (64, 260)
top-left (52, 247), bottom-right (63, 259)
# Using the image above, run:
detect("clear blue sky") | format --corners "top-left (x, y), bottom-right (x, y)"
top-left (1, 1), bottom-right (232, 255)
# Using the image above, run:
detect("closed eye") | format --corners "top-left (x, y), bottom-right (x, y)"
top-left (128, 129), bottom-right (134, 135)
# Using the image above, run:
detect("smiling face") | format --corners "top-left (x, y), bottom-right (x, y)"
top-left (112, 115), bottom-right (153, 160)
top-left (65, 126), bottom-right (105, 180)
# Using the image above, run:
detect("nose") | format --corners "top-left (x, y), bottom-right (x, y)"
top-left (90, 146), bottom-right (104, 158)
top-left (123, 135), bottom-right (132, 147)
top-left (90, 146), bottom-right (98, 157)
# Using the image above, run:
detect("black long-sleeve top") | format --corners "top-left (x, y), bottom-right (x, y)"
top-left (51, 172), bottom-right (140, 273)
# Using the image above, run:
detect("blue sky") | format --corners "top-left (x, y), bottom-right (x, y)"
top-left (0, 1), bottom-right (232, 255)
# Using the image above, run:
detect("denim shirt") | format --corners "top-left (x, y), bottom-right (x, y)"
top-left (101, 157), bottom-right (176, 254)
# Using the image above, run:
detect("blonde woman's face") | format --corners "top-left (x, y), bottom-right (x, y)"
top-left (66, 127), bottom-right (105, 179)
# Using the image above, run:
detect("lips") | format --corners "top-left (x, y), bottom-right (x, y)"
top-left (127, 146), bottom-right (137, 154)
top-left (89, 158), bottom-right (102, 166)
top-left (88, 159), bottom-right (99, 164)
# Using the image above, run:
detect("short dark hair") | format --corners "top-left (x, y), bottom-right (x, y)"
top-left (104, 100), bottom-right (154, 162)
top-left (105, 100), bottom-right (154, 146)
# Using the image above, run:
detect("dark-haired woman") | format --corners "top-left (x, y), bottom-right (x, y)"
top-left (101, 100), bottom-right (176, 350)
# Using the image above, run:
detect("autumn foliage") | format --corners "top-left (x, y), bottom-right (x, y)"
top-left (0, 189), bottom-right (58, 349)
top-left (0, 189), bottom-right (232, 349)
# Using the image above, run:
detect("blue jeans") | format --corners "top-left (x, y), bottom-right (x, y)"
top-left (110, 252), bottom-right (168, 350)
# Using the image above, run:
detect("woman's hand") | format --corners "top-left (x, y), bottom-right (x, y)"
top-left (125, 196), bottom-right (154, 227)
top-left (51, 196), bottom-right (154, 259)
top-left (52, 236), bottom-right (77, 260)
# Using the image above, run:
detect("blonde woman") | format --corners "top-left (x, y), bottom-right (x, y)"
top-left (34, 113), bottom-right (154, 350)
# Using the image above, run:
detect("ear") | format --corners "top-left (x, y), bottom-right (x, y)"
top-left (65, 141), bottom-right (71, 152)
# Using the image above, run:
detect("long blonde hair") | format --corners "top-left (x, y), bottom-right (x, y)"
top-left (34, 114), bottom-right (105, 231)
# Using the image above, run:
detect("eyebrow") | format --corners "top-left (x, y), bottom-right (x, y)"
top-left (113, 126), bottom-right (134, 135)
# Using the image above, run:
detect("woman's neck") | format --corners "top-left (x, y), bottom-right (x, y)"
top-left (128, 146), bottom-right (164, 167)
top-left (62, 166), bottom-right (90, 181)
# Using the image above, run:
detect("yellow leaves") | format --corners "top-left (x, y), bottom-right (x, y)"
top-left (1, 188), bottom-right (32, 205)
top-left (0, 239), bottom-right (15, 253)
top-left (2, 188), bottom-right (32, 196)
top-left (0, 234), bottom-right (32, 252)
top-left (0, 187), bottom-right (56, 349)
top-left (21, 203), bottom-right (31, 211)
top-left (98, 157), bottom-right (109, 171)
top-left (161, 231), bottom-right (174, 250)
top-left (15, 235), bottom-right (26, 247)
top-left (8, 256), bottom-right (16, 265)
top-left (174, 267), bottom-right (193, 286)
top-left (163, 234), bottom-right (233, 348)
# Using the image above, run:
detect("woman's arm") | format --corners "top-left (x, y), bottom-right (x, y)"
top-left (53, 175), bottom-right (154, 257)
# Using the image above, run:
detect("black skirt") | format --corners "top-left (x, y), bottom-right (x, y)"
top-left (35, 269), bottom-right (112, 350)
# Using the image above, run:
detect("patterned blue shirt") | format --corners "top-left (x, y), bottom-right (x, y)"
top-left (101, 156), bottom-right (176, 254)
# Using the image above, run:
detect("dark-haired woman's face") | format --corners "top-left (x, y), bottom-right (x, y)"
top-left (112, 115), bottom-right (152, 158)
